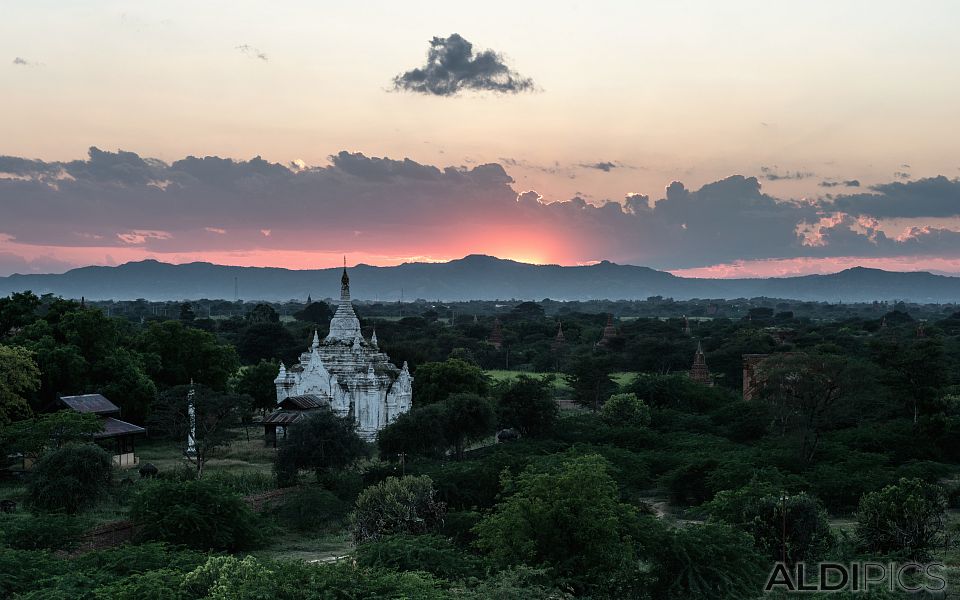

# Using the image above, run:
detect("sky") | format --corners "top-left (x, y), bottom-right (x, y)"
top-left (2, 0), bottom-right (960, 278)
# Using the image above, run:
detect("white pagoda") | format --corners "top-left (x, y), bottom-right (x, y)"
top-left (271, 266), bottom-right (413, 441)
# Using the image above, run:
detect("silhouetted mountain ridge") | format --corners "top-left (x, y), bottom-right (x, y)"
top-left (1, 256), bottom-right (958, 302)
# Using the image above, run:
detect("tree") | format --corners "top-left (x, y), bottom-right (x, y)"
top-left (494, 374), bottom-right (558, 437)
top-left (1, 410), bottom-right (101, 458)
top-left (237, 321), bottom-right (297, 364)
top-left (354, 534), bottom-right (483, 580)
top-left (376, 394), bottom-right (496, 461)
top-left (758, 353), bottom-right (862, 464)
top-left (0, 290), bottom-right (41, 334)
top-left (352, 475), bottom-right (447, 543)
top-left (872, 335), bottom-right (948, 423)
top-left (704, 484), bottom-right (835, 563)
top-left (179, 302), bottom-right (197, 322)
top-left (412, 358), bottom-right (489, 406)
top-left (474, 453), bottom-right (641, 592)
top-left (274, 407), bottom-right (368, 486)
top-left (147, 384), bottom-right (248, 478)
top-left (564, 353), bottom-right (616, 412)
top-left (294, 301), bottom-right (333, 326)
top-left (0, 345), bottom-right (39, 424)
top-left (131, 479), bottom-right (260, 551)
top-left (234, 359), bottom-right (280, 414)
top-left (92, 348), bottom-right (157, 424)
top-left (856, 477), bottom-right (947, 559)
top-left (442, 393), bottom-right (497, 460)
top-left (650, 522), bottom-right (765, 600)
top-left (377, 403), bottom-right (448, 459)
top-left (139, 320), bottom-right (239, 390)
top-left (246, 303), bottom-right (279, 324)
top-left (601, 393), bottom-right (651, 427)
top-left (27, 444), bottom-right (113, 513)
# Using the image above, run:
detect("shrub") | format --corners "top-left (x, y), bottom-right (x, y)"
top-left (474, 453), bottom-right (641, 593)
top-left (355, 533), bottom-right (484, 580)
top-left (131, 479), bottom-right (261, 551)
top-left (27, 443), bottom-right (113, 513)
top-left (352, 475), bottom-right (446, 544)
top-left (271, 486), bottom-right (349, 532)
top-left (650, 522), bottom-right (766, 600)
top-left (1, 513), bottom-right (90, 551)
top-left (704, 485), bottom-right (836, 563)
top-left (601, 393), bottom-right (651, 427)
top-left (274, 408), bottom-right (368, 486)
top-left (856, 477), bottom-right (947, 559)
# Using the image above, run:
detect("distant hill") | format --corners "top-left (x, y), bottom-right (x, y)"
top-left (1, 255), bottom-right (959, 303)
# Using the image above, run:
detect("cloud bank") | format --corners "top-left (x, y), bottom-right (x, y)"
top-left (1, 147), bottom-right (960, 276)
top-left (393, 34), bottom-right (534, 96)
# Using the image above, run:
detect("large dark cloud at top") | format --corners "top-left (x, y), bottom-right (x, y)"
top-left (1, 147), bottom-right (960, 272)
top-left (393, 34), bottom-right (535, 96)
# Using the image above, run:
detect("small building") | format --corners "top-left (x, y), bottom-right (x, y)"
top-left (262, 394), bottom-right (326, 448)
top-left (596, 314), bottom-right (618, 347)
top-left (60, 394), bottom-right (145, 468)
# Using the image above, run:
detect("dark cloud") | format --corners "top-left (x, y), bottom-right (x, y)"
top-left (894, 171), bottom-right (911, 180)
top-left (580, 161), bottom-right (618, 172)
top-left (760, 166), bottom-right (815, 181)
top-left (831, 176), bottom-right (960, 218)
top-left (1, 148), bottom-right (959, 273)
top-left (819, 179), bottom-right (860, 188)
top-left (236, 44), bottom-right (268, 61)
top-left (12, 57), bottom-right (39, 67)
top-left (393, 34), bottom-right (534, 96)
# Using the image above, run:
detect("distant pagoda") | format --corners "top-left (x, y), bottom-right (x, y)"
top-left (689, 340), bottom-right (713, 386)
top-left (552, 320), bottom-right (566, 349)
top-left (682, 315), bottom-right (691, 335)
top-left (488, 317), bottom-right (504, 349)
top-left (596, 314), bottom-right (617, 347)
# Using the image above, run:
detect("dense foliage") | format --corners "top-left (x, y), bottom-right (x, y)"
top-left (27, 443), bottom-right (113, 513)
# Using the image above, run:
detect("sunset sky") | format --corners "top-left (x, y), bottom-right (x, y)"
top-left (3, 1), bottom-right (960, 277)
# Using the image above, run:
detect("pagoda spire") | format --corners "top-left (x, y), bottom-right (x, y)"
top-left (488, 317), bottom-right (504, 349)
top-left (689, 339), bottom-right (713, 386)
top-left (553, 320), bottom-right (566, 348)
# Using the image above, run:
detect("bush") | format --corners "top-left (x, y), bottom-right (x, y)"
top-left (355, 533), bottom-right (484, 580)
top-left (474, 453), bottom-right (641, 593)
top-left (271, 486), bottom-right (349, 532)
top-left (131, 479), bottom-right (261, 551)
top-left (352, 475), bottom-right (446, 544)
top-left (704, 485), bottom-right (836, 563)
top-left (601, 393), bottom-right (651, 427)
top-left (1, 513), bottom-right (90, 551)
top-left (27, 443), bottom-right (113, 513)
top-left (274, 407), bottom-right (368, 486)
top-left (856, 477), bottom-right (947, 559)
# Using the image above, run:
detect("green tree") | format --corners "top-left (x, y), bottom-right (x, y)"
top-left (0, 290), bottom-right (41, 334)
top-left (650, 522), bottom-right (765, 600)
top-left (179, 302), bottom-right (197, 322)
top-left (0, 344), bottom-right (39, 424)
top-left (1, 410), bottom-right (101, 458)
top-left (27, 444), bottom-right (113, 513)
top-left (131, 479), bottom-right (260, 551)
top-left (294, 301), bottom-right (333, 326)
top-left (413, 358), bottom-right (489, 406)
top-left (442, 392), bottom-right (497, 460)
top-left (601, 392), bottom-right (651, 427)
top-left (352, 475), bottom-right (447, 543)
top-left (139, 320), bottom-right (239, 390)
top-left (93, 348), bottom-right (157, 424)
top-left (704, 484), bottom-right (835, 563)
top-left (246, 303), bottom-right (279, 324)
top-left (147, 384), bottom-right (248, 478)
top-left (494, 374), bottom-right (558, 437)
top-left (474, 453), bottom-right (641, 592)
top-left (274, 407), bottom-right (368, 486)
top-left (856, 477), bottom-right (947, 559)
top-left (376, 403), bottom-right (448, 459)
top-left (564, 353), bottom-right (616, 412)
top-left (233, 359), bottom-right (280, 414)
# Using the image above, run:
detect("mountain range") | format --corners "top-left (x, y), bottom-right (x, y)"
top-left (1, 255), bottom-right (959, 303)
